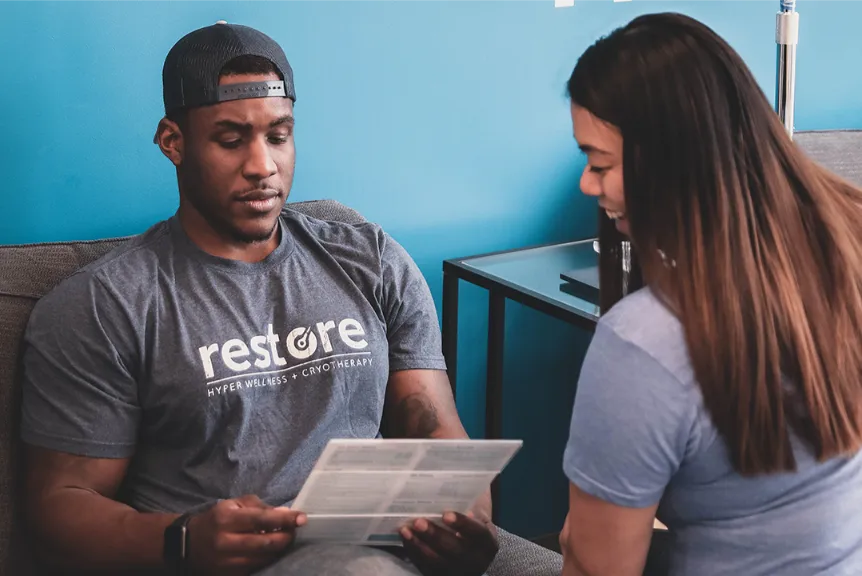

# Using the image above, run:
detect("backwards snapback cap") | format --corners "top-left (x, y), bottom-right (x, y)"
top-left (161, 21), bottom-right (295, 115)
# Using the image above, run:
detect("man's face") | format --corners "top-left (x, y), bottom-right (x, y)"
top-left (178, 72), bottom-right (296, 245)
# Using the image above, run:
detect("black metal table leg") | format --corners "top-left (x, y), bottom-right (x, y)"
top-left (486, 290), bottom-right (505, 523)
top-left (442, 270), bottom-right (459, 399)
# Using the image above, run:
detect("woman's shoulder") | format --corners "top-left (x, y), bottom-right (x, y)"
top-left (597, 287), bottom-right (694, 385)
top-left (565, 286), bottom-right (703, 509)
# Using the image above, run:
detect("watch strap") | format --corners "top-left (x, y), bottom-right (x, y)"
top-left (164, 512), bottom-right (194, 575)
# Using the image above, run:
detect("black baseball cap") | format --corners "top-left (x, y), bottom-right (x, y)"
top-left (161, 20), bottom-right (296, 115)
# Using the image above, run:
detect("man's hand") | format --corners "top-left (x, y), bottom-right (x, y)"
top-left (399, 510), bottom-right (499, 576)
top-left (186, 495), bottom-right (306, 576)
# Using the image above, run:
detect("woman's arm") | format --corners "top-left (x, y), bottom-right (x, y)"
top-left (560, 317), bottom-right (695, 576)
top-left (560, 483), bottom-right (657, 576)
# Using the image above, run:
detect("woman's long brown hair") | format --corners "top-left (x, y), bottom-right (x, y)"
top-left (570, 13), bottom-right (862, 475)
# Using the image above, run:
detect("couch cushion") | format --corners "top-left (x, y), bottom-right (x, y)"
top-left (795, 129), bottom-right (862, 185)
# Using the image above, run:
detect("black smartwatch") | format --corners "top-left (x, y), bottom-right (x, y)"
top-left (163, 512), bottom-right (194, 575)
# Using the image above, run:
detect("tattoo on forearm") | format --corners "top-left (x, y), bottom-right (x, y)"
top-left (394, 393), bottom-right (441, 438)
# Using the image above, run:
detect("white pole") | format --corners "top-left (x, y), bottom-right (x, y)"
top-left (776, 0), bottom-right (800, 138)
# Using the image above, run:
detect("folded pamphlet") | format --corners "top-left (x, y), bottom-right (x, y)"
top-left (291, 438), bottom-right (522, 546)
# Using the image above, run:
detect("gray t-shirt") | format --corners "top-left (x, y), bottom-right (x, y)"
top-left (20, 208), bottom-right (447, 513)
top-left (564, 288), bottom-right (862, 576)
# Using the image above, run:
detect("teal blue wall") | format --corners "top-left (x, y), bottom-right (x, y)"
top-left (2, 1), bottom-right (860, 538)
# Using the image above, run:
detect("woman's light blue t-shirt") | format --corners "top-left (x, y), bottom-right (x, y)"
top-left (564, 288), bottom-right (862, 575)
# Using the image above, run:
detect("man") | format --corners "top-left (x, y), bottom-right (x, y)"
top-left (19, 22), bottom-right (497, 576)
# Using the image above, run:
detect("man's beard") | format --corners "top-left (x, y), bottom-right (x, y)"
top-left (183, 179), bottom-right (279, 245)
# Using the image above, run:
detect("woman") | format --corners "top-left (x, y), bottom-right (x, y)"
top-left (560, 12), bottom-right (862, 576)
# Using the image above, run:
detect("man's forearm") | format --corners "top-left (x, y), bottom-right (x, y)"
top-left (387, 371), bottom-right (492, 521)
top-left (391, 390), bottom-right (464, 439)
top-left (34, 488), bottom-right (178, 574)
top-left (387, 370), bottom-right (467, 440)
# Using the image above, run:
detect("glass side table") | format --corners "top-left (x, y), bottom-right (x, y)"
top-left (441, 238), bottom-right (600, 520)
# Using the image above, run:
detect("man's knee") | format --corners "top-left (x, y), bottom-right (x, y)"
top-left (254, 543), bottom-right (422, 576)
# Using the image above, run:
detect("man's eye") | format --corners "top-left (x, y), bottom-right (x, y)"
top-left (269, 136), bottom-right (289, 145)
top-left (219, 140), bottom-right (242, 149)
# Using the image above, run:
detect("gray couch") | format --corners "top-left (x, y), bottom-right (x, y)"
top-left (0, 199), bottom-right (562, 575)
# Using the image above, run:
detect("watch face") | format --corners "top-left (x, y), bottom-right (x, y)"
top-left (178, 525), bottom-right (187, 559)
top-left (165, 523), bottom-right (188, 562)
